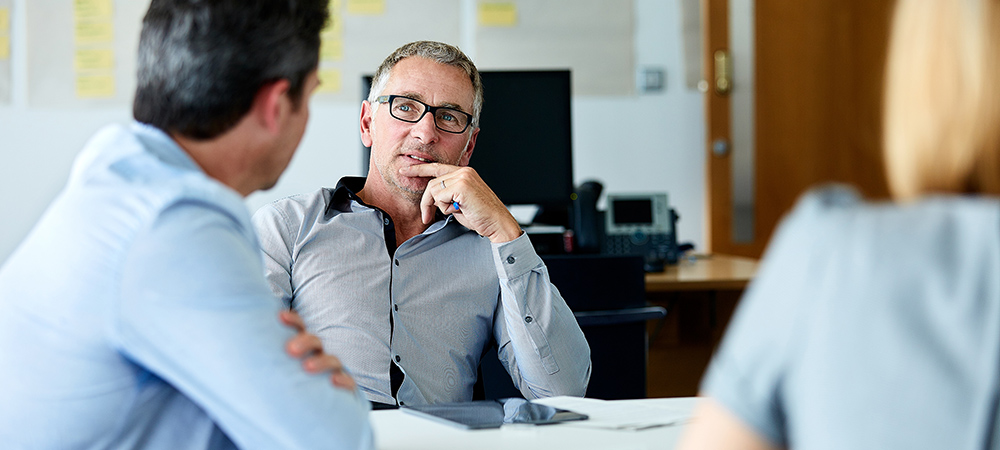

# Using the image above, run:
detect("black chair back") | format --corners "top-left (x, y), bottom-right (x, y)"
top-left (478, 254), bottom-right (663, 400)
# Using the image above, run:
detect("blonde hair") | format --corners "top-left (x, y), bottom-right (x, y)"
top-left (883, 0), bottom-right (1000, 200)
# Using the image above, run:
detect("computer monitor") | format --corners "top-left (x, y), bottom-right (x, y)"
top-left (361, 70), bottom-right (574, 227)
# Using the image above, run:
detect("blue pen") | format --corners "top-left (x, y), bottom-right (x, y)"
top-left (453, 202), bottom-right (461, 211)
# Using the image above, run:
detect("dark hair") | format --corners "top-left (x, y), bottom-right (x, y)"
top-left (133, 0), bottom-right (329, 140)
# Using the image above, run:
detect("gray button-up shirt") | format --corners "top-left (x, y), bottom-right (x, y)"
top-left (251, 178), bottom-right (591, 405)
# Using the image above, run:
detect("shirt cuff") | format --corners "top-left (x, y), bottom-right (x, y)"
top-left (491, 232), bottom-right (542, 280)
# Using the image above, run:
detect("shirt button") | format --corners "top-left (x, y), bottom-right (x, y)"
top-left (394, 304), bottom-right (399, 311)
top-left (506, 255), bottom-right (516, 264)
top-left (383, 217), bottom-right (390, 226)
top-left (524, 316), bottom-right (533, 323)
top-left (394, 259), bottom-right (400, 266)
top-left (395, 355), bottom-right (401, 362)
top-left (399, 401), bottom-right (406, 406)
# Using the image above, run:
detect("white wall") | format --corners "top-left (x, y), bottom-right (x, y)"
top-left (0, 0), bottom-right (704, 264)
top-left (574, 0), bottom-right (705, 249)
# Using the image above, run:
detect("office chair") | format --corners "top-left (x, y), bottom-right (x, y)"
top-left (477, 254), bottom-right (665, 400)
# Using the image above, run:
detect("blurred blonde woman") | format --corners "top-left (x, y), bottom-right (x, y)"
top-left (677, 0), bottom-right (1000, 448)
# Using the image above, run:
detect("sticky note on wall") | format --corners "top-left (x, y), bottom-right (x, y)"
top-left (0, 8), bottom-right (8, 60)
top-left (76, 21), bottom-right (114, 44)
top-left (0, 8), bottom-right (10, 33)
top-left (317, 69), bottom-right (341, 94)
top-left (478, 2), bottom-right (517, 27)
top-left (347, 0), bottom-right (384, 15)
top-left (328, 16), bottom-right (344, 39)
top-left (320, 39), bottom-right (343, 61)
top-left (74, 0), bottom-right (113, 21)
top-left (325, 0), bottom-right (344, 37)
top-left (77, 74), bottom-right (115, 98)
top-left (75, 48), bottom-right (115, 70)
top-left (321, 17), bottom-right (343, 38)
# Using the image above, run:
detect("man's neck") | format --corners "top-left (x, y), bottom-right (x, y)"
top-left (170, 114), bottom-right (270, 197)
top-left (173, 133), bottom-right (252, 197)
top-left (356, 179), bottom-right (432, 244)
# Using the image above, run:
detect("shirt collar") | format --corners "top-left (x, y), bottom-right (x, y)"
top-left (328, 177), bottom-right (368, 217)
top-left (129, 121), bottom-right (204, 175)
top-left (325, 176), bottom-right (453, 228)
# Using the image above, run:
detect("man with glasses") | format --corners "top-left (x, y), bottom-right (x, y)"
top-left (252, 41), bottom-right (591, 408)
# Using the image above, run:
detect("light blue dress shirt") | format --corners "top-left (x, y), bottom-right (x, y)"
top-left (0, 122), bottom-right (372, 449)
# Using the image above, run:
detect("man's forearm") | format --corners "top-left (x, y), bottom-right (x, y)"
top-left (491, 235), bottom-right (591, 398)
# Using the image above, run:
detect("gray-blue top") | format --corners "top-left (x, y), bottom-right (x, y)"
top-left (0, 123), bottom-right (372, 449)
top-left (703, 186), bottom-right (1000, 449)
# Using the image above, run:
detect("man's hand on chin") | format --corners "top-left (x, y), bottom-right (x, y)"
top-left (398, 163), bottom-right (523, 243)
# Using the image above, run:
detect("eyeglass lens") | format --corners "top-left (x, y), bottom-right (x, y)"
top-left (389, 96), bottom-right (469, 133)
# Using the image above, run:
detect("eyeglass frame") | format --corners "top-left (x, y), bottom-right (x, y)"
top-left (373, 95), bottom-right (475, 134)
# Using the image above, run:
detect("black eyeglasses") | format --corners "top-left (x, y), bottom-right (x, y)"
top-left (374, 95), bottom-right (474, 134)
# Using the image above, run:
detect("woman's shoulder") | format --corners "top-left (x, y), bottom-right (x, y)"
top-left (781, 185), bottom-right (1000, 251)
top-left (754, 184), bottom-right (1000, 322)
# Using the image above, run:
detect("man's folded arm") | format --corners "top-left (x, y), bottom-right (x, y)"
top-left (115, 200), bottom-right (372, 450)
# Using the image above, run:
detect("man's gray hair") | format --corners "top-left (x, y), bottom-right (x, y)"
top-left (367, 41), bottom-right (483, 128)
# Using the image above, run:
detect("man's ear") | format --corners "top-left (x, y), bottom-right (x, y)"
top-left (253, 79), bottom-right (292, 135)
top-left (360, 100), bottom-right (374, 147)
top-left (459, 127), bottom-right (479, 166)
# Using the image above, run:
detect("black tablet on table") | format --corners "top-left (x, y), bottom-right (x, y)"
top-left (401, 398), bottom-right (588, 430)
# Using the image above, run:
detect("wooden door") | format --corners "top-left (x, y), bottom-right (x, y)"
top-left (704, 0), bottom-right (895, 257)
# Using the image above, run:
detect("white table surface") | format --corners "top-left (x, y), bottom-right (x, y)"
top-left (371, 397), bottom-right (699, 450)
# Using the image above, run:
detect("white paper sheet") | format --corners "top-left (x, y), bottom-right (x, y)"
top-left (533, 396), bottom-right (695, 431)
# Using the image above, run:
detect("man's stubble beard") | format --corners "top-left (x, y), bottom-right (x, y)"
top-left (373, 144), bottom-right (431, 205)
top-left (380, 165), bottom-right (424, 205)
top-left (369, 122), bottom-right (472, 206)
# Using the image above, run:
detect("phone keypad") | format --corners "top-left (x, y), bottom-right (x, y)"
top-left (604, 232), bottom-right (672, 255)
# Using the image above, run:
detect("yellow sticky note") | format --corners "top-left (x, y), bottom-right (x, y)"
top-left (347, 0), bottom-right (384, 15)
top-left (77, 74), bottom-right (116, 98)
top-left (76, 21), bottom-right (114, 44)
top-left (0, 36), bottom-right (9, 60)
top-left (74, 0), bottom-right (114, 21)
top-left (75, 48), bottom-right (115, 71)
top-left (317, 69), bottom-right (341, 94)
top-left (478, 2), bottom-right (518, 27)
top-left (321, 14), bottom-right (343, 38)
top-left (0, 8), bottom-right (10, 33)
top-left (320, 39), bottom-right (343, 61)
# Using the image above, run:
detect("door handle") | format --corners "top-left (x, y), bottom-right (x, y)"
top-left (714, 50), bottom-right (732, 95)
